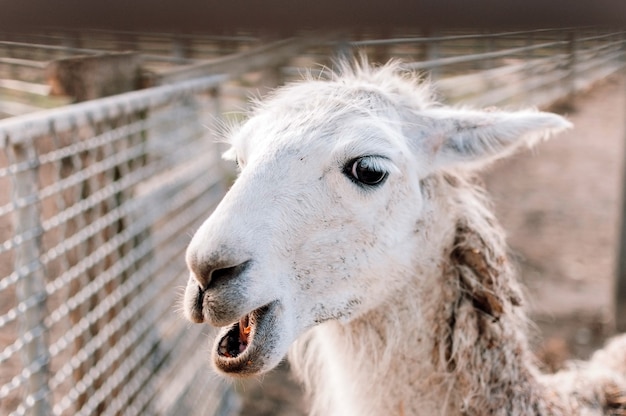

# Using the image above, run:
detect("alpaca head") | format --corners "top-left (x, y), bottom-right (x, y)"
top-left (182, 62), bottom-right (571, 377)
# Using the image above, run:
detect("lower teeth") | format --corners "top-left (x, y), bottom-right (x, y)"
top-left (219, 322), bottom-right (250, 358)
top-left (219, 337), bottom-right (232, 357)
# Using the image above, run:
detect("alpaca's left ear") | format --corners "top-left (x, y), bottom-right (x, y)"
top-left (414, 108), bottom-right (572, 170)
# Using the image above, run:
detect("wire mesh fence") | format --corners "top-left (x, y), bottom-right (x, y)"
top-left (340, 29), bottom-right (626, 108)
top-left (0, 75), bottom-right (238, 416)
top-left (1, 28), bottom-right (625, 416)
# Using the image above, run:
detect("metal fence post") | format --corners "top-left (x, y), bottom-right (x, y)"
top-left (172, 34), bottom-right (192, 63)
top-left (9, 138), bottom-right (51, 416)
top-left (481, 31), bottom-right (495, 71)
top-left (262, 64), bottom-right (282, 88)
top-left (372, 29), bottom-right (391, 64)
top-left (524, 32), bottom-right (535, 104)
top-left (334, 38), bottom-right (353, 66)
top-left (567, 31), bottom-right (578, 95)
top-left (425, 32), bottom-right (440, 81)
top-left (616, 51), bottom-right (626, 332)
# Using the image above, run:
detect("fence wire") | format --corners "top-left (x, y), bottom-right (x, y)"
top-left (0, 75), bottom-right (236, 416)
top-left (1, 28), bottom-right (625, 416)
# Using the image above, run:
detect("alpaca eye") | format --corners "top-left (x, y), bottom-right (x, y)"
top-left (346, 157), bottom-right (388, 186)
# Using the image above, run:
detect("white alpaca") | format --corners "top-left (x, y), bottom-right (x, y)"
top-left (182, 61), bottom-right (626, 415)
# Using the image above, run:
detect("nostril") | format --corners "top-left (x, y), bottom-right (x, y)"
top-left (190, 259), bottom-right (251, 289)
top-left (208, 261), bottom-right (250, 288)
top-left (211, 265), bottom-right (237, 282)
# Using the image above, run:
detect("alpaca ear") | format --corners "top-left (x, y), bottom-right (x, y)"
top-left (415, 108), bottom-right (572, 170)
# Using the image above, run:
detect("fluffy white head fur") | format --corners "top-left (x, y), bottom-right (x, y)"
top-left (181, 61), bottom-right (624, 415)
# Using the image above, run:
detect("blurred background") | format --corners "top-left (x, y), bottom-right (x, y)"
top-left (1, 1), bottom-right (626, 415)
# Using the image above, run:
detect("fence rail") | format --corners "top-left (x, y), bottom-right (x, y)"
top-left (154, 37), bottom-right (316, 84)
top-left (0, 28), bottom-right (625, 416)
top-left (336, 30), bottom-right (626, 108)
top-left (0, 74), bottom-right (236, 416)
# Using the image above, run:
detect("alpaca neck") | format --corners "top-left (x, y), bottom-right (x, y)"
top-left (291, 173), bottom-right (552, 416)
top-left (295, 280), bottom-right (544, 416)
top-left (292, 287), bottom-right (448, 416)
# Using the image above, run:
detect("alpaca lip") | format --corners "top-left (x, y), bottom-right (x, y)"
top-left (213, 301), bottom-right (277, 375)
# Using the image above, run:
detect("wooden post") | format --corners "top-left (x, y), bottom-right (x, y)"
top-left (616, 42), bottom-right (626, 333)
top-left (45, 52), bottom-right (141, 102)
top-left (9, 139), bottom-right (51, 416)
top-left (209, 87), bottom-right (223, 144)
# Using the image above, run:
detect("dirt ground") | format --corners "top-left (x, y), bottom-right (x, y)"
top-left (486, 74), bottom-right (626, 363)
top-left (233, 74), bottom-right (626, 415)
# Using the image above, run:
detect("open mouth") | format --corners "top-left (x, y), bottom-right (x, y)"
top-left (217, 309), bottom-right (260, 358)
top-left (212, 301), bottom-right (278, 375)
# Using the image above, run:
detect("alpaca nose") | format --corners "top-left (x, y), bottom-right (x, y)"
top-left (187, 256), bottom-right (251, 290)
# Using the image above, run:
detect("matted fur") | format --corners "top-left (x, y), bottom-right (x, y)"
top-left (184, 60), bottom-right (626, 415)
